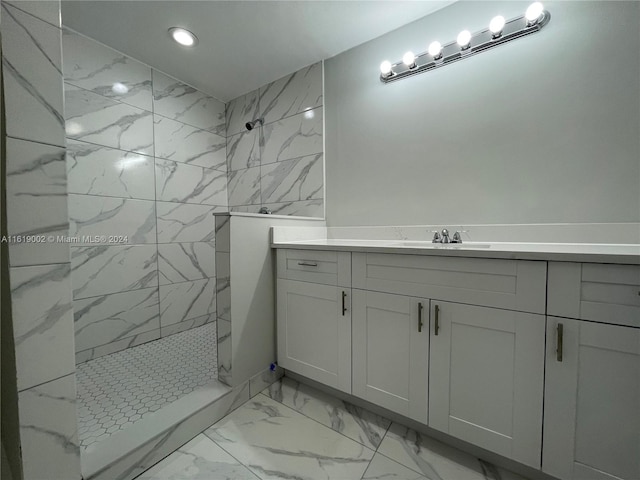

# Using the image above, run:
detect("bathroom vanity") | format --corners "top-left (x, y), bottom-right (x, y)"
top-left (272, 237), bottom-right (640, 480)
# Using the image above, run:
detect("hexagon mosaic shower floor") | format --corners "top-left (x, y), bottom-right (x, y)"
top-left (75, 322), bottom-right (217, 449)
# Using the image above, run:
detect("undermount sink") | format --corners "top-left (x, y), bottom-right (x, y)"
top-left (391, 241), bottom-right (492, 249)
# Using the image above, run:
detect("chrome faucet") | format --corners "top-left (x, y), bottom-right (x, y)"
top-left (441, 229), bottom-right (451, 243)
top-left (432, 229), bottom-right (464, 243)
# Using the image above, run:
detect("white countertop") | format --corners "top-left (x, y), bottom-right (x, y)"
top-left (271, 238), bottom-right (640, 264)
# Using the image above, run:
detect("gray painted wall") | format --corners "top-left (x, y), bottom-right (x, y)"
top-left (325, 1), bottom-right (640, 226)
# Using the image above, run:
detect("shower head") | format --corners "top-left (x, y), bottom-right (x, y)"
top-left (245, 118), bottom-right (263, 131)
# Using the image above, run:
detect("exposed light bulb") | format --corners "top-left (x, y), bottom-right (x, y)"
top-left (402, 51), bottom-right (416, 68)
top-left (303, 109), bottom-right (315, 119)
top-left (525, 2), bottom-right (544, 25)
top-left (489, 15), bottom-right (505, 37)
top-left (380, 60), bottom-right (392, 77)
top-left (111, 82), bottom-right (129, 95)
top-left (428, 41), bottom-right (442, 59)
top-left (169, 27), bottom-right (198, 47)
top-left (457, 30), bottom-right (472, 49)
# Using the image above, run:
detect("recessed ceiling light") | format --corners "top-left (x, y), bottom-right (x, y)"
top-left (169, 27), bottom-right (198, 47)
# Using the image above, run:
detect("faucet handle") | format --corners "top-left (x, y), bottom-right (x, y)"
top-left (430, 230), bottom-right (442, 243)
top-left (451, 230), bottom-right (468, 243)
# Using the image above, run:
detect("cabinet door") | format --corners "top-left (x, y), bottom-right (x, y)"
top-left (352, 290), bottom-right (429, 423)
top-left (276, 279), bottom-right (351, 393)
top-left (429, 301), bottom-right (545, 468)
top-left (543, 317), bottom-right (640, 480)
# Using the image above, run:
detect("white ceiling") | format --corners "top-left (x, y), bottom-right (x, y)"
top-left (61, 0), bottom-right (454, 102)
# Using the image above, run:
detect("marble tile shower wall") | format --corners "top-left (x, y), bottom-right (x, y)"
top-left (62, 30), bottom-right (227, 363)
top-left (225, 62), bottom-right (324, 217)
top-left (2, 1), bottom-right (82, 478)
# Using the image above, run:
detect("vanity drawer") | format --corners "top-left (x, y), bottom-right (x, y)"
top-left (277, 249), bottom-right (351, 287)
top-left (353, 252), bottom-right (546, 314)
top-left (548, 262), bottom-right (640, 327)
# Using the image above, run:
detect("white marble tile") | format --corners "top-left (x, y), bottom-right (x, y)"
top-left (70, 245), bottom-right (158, 299)
top-left (64, 84), bottom-right (153, 155)
top-left (68, 194), bottom-right (156, 245)
top-left (227, 129), bottom-right (260, 171)
top-left (261, 153), bottom-right (323, 204)
top-left (263, 198), bottom-right (324, 217)
top-left (2, 3), bottom-right (65, 147)
top-left (265, 377), bottom-right (391, 450)
top-left (226, 89), bottom-right (260, 137)
top-left (249, 367), bottom-right (283, 398)
top-left (260, 62), bottom-right (323, 124)
top-left (215, 251), bottom-right (230, 321)
top-left (161, 314), bottom-right (214, 338)
top-left (155, 158), bottom-right (228, 206)
top-left (362, 453), bottom-right (429, 480)
top-left (5, 137), bottom-right (70, 266)
top-left (154, 114), bottom-right (226, 171)
top-left (214, 215), bottom-right (230, 253)
top-left (152, 70), bottom-right (226, 135)
top-left (158, 242), bottom-right (216, 285)
top-left (73, 287), bottom-right (160, 352)
top-left (10, 263), bottom-right (75, 392)
top-left (204, 395), bottom-right (374, 480)
top-left (159, 278), bottom-right (216, 327)
top-left (261, 107), bottom-right (323, 165)
top-left (6, 0), bottom-right (61, 27)
top-left (217, 319), bottom-right (232, 386)
top-left (62, 30), bottom-right (152, 111)
top-left (156, 202), bottom-right (217, 243)
top-left (66, 139), bottom-right (154, 200)
top-left (228, 166), bottom-right (261, 206)
top-left (75, 329), bottom-right (160, 364)
top-left (137, 434), bottom-right (258, 480)
top-left (378, 423), bottom-right (494, 480)
top-left (18, 374), bottom-right (81, 480)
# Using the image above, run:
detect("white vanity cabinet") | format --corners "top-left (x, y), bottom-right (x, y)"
top-left (276, 249), bottom-right (352, 393)
top-left (428, 301), bottom-right (545, 469)
top-left (543, 262), bottom-right (640, 480)
top-left (352, 290), bottom-right (430, 423)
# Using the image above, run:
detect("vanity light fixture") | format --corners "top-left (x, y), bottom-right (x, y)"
top-left (379, 2), bottom-right (550, 84)
top-left (169, 27), bottom-right (198, 47)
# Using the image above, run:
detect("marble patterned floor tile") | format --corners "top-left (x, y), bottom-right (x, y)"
top-left (263, 198), bottom-right (324, 218)
top-left (70, 244), bottom-right (158, 299)
top-left (10, 263), bottom-right (76, 392)
top-left (362, 452), bottom-right (429, 480)
top-left (261, 107), bottom-right (323, 165)
top-left (154, 114), bottom-right (227, 171)
top-left (62, 30), bottom-right (152, 111)
top-left (68, 194), bottom-right (156, 244)
top-left (226, 89), bottom-right (260, 137)
top-left (74, 287), bottom-right (160, 352)
top-left (378, 423), bottom-right (502, 480)
top-left (76, 329), bottom-right (160, 364)
top-left (159, 278), bottom-right (216, 327)
top-left (5, 0), bottom-right (61, 27)
top-left (136, 434), bottom-right (259, 480)
top-left (5, 137), bottom-right (70, 266)
top-left (2, 3), bottom-right (65, 147)
top-left (260, 62), bottom-right (323, 125)
top-left (227, 129), bottom-right (260, 171)
top-left (261, 153), bottom-right (323, 204)
top-left (65, 84), bottom-right (153, 155)
top-left (158, 242), bottom-right (216, 285)
top-left (152, 70), bottom-right (226, 135)
top-left (66, 140), bottom-right (155, 200)
top-left (228, 166), bottom-right (261, 207)
top-left (156, 202), bottom-right (218, 243)
top-left (155, 158), bottom-right (228, 206)
top-left (264, 377), bottom-right (391, 450)
top-left (204, 395), bottom-right (374, 480)
top-left (18, 374), bottom-right (81, 480)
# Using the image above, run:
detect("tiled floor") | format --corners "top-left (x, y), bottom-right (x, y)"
top-left (136, 376), bottom-right (529, 480)
top-left (76, 323), bottom-right (218, 449)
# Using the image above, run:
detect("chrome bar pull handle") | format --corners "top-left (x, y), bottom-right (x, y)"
top-left (434, 304), bottom-right (440, 336)
top-left (557, 323), bottom-right (563, 362)
top-left (298, 261), bottom-right (318, 267)
top-left (418, 302), bottom-right (424, 332)
top-left (342, 291), bottom-right (347, 316)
